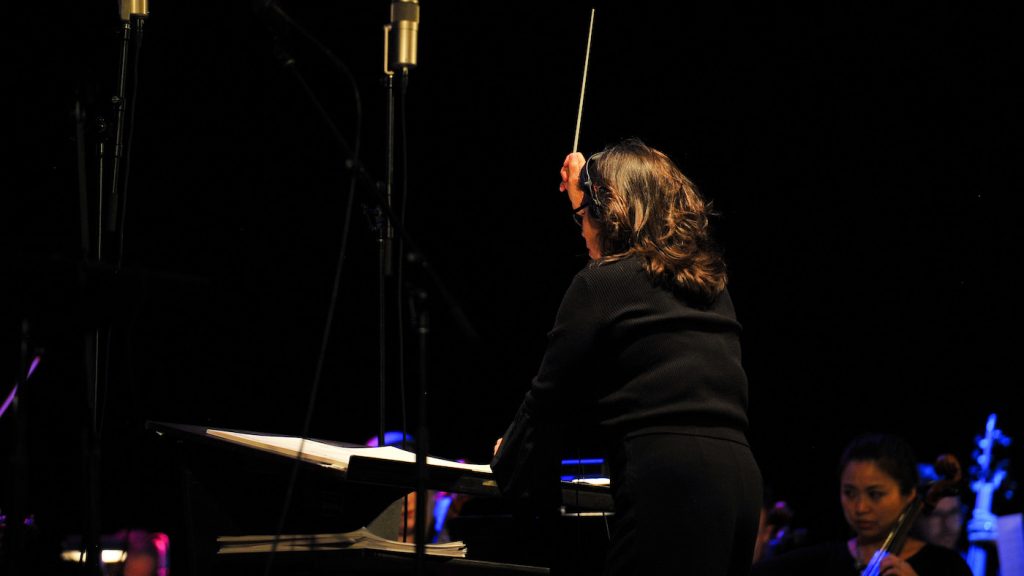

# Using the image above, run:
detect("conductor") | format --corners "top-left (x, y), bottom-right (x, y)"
top-left (491, 138), bottom-right (762, 575)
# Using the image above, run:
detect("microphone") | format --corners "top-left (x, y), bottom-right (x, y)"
top-left (389, 0), bottom-right (419, 70)
top-left (119, 0), bottom-right (149, 20)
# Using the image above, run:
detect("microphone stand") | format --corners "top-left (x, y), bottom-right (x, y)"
top-left (261, 11), bottom-right (478, 574)
top-left (79, 14), bottom-right (138, 573)
top-left (384, 19), bottom-right (419, 557)
top-left (385, 12), bottom-right (426, 561)
top-left (382, 37), bottom-right (424, 562)
top-left (106, 16), bottom-right (132, 240)
top-left (294, 63), bottom-right (476, 567)
top-left (83, 8), bottom-right (145, 574)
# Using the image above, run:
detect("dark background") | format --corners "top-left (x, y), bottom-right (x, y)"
top-left (5, 0), bottom-right (1023, 566)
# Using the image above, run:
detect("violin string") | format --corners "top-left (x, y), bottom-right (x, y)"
top-left (572, 8), bottom-right (596, 153)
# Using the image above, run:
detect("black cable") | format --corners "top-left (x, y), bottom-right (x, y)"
top-left (257, 6), bottom-right (363, 575)
top-left (397, 69), bottom-right (410, 475)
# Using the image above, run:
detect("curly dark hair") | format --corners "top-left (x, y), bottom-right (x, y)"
top-left (585, 138), bottom-right (727, 301)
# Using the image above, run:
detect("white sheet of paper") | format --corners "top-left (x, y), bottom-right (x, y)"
top-left (206, 429), bottom-right (492, 474)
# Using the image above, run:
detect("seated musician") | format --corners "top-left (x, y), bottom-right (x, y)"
top-left (365, 431), bottom-right (465, 544)
top-left (752, 433), bottom-right (972, 576)
top-left (911, 462), bottom-right (967, 554)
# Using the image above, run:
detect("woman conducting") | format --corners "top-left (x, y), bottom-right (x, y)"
top-left (491, 138), bottom-right (762, 575)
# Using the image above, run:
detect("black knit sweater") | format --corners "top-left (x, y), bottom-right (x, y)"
top-left (492, 254), bottom-right (750, 493)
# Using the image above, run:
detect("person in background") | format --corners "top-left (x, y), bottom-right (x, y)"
top-left (117, 529), bottom-right (168, 576)
top-left (752, 433), bottom-right (972, 576)
top-left (365, 431), bottom-right (425, 543)
top-left (911, 462), bottom-right (967, 554)
top-left (753, 485), bottom-right (798, 564)
top-left (491, 138), bottom-right (762, 575)
top-left (365, 431), bottom-right (466, 544)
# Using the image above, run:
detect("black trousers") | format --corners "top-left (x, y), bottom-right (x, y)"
top-left (604, 432), bottom-right (762, 576)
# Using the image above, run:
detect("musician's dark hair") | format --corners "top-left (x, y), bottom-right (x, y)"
top-left (585, 138), bottom-right (727, 302)
top-left (839, 433), bottom-right (920, 496)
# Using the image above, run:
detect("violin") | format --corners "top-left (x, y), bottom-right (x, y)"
top-left (860, 453), bottom-right (962, 576)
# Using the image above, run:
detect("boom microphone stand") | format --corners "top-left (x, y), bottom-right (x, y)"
top-left (82, 2), bottom-right (148, 573)
top-left (256, 5), bottom-right (477, 575)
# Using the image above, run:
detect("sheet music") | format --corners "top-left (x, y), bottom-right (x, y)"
top-left (206, 428), bottom-right (492, 474)
top-left (217, 527), bottom-right (468, 557)
top-left (570, 477), bottom-right (610, 486)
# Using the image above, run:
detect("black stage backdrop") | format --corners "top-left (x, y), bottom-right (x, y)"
top-left (5, 0), bottom-right (1023, 563)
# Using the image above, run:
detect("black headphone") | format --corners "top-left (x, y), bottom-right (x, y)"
top-left (578, 154), bottom-right (606, 220)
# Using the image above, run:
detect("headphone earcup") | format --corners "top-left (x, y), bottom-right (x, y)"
top-left (580, 155), bottom-right (605, 220)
